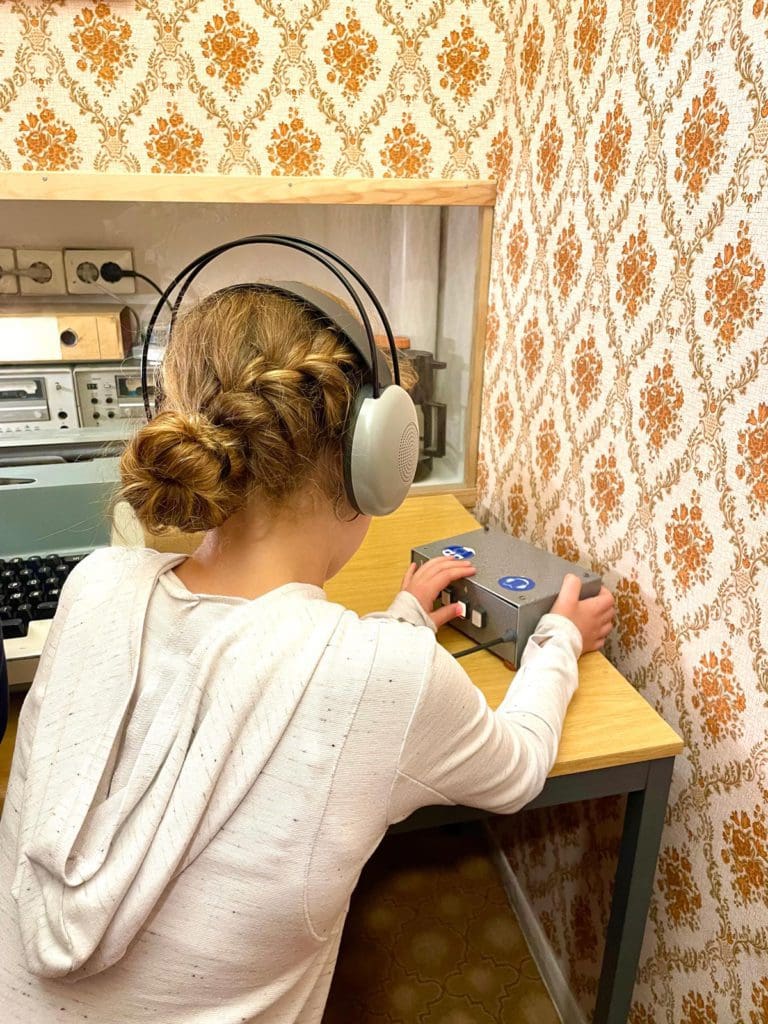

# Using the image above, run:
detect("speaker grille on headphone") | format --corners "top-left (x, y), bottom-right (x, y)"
top-left (397, 422), bottom-right (420, 483)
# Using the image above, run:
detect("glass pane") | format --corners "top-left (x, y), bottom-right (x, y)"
top-left (0, 199), bottom-right (482, 488)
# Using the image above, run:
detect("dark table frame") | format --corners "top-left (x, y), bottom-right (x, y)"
top-left (393, 755), bottom-right (676, 1024)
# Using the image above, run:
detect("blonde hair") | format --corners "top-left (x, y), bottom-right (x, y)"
top-left (119, 288), bottom-right (368, 534)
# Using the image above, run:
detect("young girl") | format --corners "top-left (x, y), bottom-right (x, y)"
top-left (0, 286), bottom-right (614, 1023)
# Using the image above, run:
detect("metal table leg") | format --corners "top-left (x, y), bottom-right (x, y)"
top-left (593, 756), bottom-right (674, 1024)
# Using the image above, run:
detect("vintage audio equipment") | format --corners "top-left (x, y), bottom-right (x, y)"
top-left (411, 527), bottom-right (603, 669)
top-left (74, 363), bottom-right (156, 427)
top-left (0, 367), bottom-right (78, 434)
top-left (0, 306), bottom-right (132, 363)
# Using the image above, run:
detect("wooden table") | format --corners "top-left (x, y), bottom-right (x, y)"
top-left (327, 494), bottom-right (682, 1024)
top-left (0, 493), bottom-right (682, 1024)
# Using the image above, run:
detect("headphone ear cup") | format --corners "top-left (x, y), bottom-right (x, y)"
top-left (343, 385), bottom-right (420, 516)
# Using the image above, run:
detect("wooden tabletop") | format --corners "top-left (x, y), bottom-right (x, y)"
top-left (326, 494), bottom-right (682, 778)
top-left (0, 494), bottom-right (682, 801)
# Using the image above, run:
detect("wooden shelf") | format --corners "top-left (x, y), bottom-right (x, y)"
top-left (0, 173), bottom-right (496, 207)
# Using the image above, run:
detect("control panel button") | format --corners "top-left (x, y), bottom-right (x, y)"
top-left (440, 589), bottom-right (452, 606)
top-left (456, 600), bottom-right (467, 618)
top-left (470, 608), bottom-right (486, 628)
top-left (92, 411), bottom-right (100, 420)
top-left (57, 411), bottom-right (67, 419)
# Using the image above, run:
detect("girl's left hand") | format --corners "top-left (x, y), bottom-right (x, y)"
top-left (401, 557), bottom-right (477, 629)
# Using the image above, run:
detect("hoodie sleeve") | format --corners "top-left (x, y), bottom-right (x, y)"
top-left (387, 613), bottom-right (582, 821)
top-left (362, 591), bottom-right (437, 632)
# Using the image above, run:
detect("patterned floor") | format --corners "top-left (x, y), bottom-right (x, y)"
top-left (323, 824), bottom-right (559, 1024)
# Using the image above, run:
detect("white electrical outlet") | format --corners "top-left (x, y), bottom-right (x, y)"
top-left (17, 249), bottom-right (67, 296)
top-left (64, 249), bottom-right (135, 294)
top-left (0, 248), bottom-right (18, 294)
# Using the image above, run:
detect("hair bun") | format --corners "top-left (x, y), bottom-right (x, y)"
top-left (119, 410), bottom-right (247, 534)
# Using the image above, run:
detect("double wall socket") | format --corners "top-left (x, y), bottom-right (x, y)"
top-left (16, 249), bottom-right (67, 296)
top-left (64, 249), bottom-right (135, 294)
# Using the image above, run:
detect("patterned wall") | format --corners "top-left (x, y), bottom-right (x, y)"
top-left (0, 0), bottom-right (508, 177)
top-left (2, 2), bottom-right (767, 1023)
top-left (478, 1), bottom-right (768, 1022)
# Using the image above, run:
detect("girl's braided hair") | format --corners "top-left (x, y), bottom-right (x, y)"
top-left (119, 287), bottom-right (371, 534)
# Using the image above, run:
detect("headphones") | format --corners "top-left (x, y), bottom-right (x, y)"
top-left (142, 235), bottom-right (420, 517)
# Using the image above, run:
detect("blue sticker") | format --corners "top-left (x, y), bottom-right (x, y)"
top-left (498, 575), bottom-right (535, 592)
top-left (442, 545), bottom-right (476, 560)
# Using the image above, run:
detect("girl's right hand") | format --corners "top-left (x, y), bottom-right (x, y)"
top-left (549, 573), bottom-right (616, 653)
top-left (400, 556), bottom-right (477, 629)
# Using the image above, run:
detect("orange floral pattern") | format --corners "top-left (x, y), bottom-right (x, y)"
top-left (591, 445), bottom-right (625, 529)
top-left (487, 127), bottom-right (512, 184)
top-left (647, 0), bottom-right (689, 61)
top-left (658, 845), bottom-right (702, 928)
top-left (15, 100), bottom-right (81, 171)
top-left (70, 3), bottom-right (136, 92)
top-left (485, 305), bottom-right (500, 359)
top-left (381, 116), bottom-right (432, 178)
top-left (736, 403), bottom-right (768, 515)
top-left (201, 1), bottom-right (261, 98)
top-left (437, 15), bottom-right (490, 107)
top-left (616, 217), bottom-right (657, 320)
top-left (704, 222), bottom-right (765, 351)
top-left (537, 114), bottom-right (563, 195)
top-left (557, 524), bottom-right (581, 565)
top-left (663, 492), bottom-right (713, 593)
top-left (614, 574), bottom-right (648, 654)
top-left (506, 215), bottom-right (528, 288)
top-left (573, 0), bottom-right (606, 79)
top-left (495, 387), bottom-right (514, 449)
top-left (323, 7), bottom-right (379, 100)
top-left (675, 71), bottom-right (730, 203)
top-left (145, 105), bottom-right (205, 174)
top-left (507, 482), bottom-right (528, 537)
top-left (750, 977), bottom-right (768, 1024)
top-left (691, 644), bottom-right (745, 745)
top-left (267, 107), bottom-right (322, 176)
top-left (536, 416), bottom-right (560, 479)
top-left (520, 12), bottom-right (544, 98)
top-left (721, 806), bottom-right (768, 907)
top-left (553, 520), bottom-right (580, 562)
top-left (595, 97), bottom-right (632, 197)
top-left (521, 314), bottom-right (543, 384)
top-left (571, 331), bottom-right (602, 411)
top-left (639, 352), bottom-right (684, 450)
top-left (553, 215), bottom-right (582, 299)
top-left (681, 991), bottom-right (718, 1024)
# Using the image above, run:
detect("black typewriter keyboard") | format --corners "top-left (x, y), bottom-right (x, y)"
top-left (0, 554), bottom-right (86, 639)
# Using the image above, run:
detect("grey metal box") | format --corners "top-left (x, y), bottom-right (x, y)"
top-left (411, 527), bottom-right (602, 668)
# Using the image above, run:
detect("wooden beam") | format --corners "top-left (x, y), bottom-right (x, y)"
top-left (0, 173), bottom-right (496, 207)
top-left (463, 204), bottom-right (494, 490)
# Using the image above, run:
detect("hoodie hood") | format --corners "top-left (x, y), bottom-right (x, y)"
top-left (11, 547), bottom-right (347, 980)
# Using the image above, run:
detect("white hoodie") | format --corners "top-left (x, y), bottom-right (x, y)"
top-left (0, 546), bottom-right (581, 1023)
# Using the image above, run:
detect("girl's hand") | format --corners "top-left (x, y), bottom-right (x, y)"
top-left (401, 557), bottom-right (477, 629)
top-left (550, 574), bottom-right (615, 653)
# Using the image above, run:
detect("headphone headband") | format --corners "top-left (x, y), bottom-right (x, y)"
top-left (140, 235), bottom-right (420, 517)
top-left (142, 234), bottom-right (401, 419)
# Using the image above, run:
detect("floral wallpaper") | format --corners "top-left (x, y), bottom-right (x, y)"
top-left (478, 1), bottom-right (768, 1022)
top-left (1, 2), bottom-right (767, 1023)
top-left (0, 0), bottom-right (509, 177)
